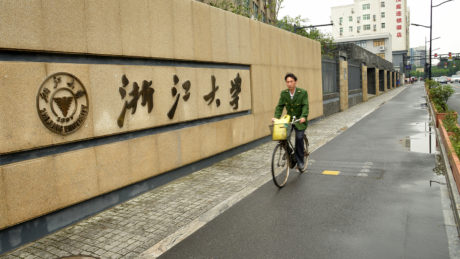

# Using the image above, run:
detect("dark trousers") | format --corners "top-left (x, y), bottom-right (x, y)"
top-left (294, 128), bottom-right (305, 165)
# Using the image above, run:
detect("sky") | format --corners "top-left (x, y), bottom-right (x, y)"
top-left (278, 0), bottom-right (460, 57)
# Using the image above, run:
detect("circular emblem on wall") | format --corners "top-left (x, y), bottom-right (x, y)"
top-left (36, 72), bottom-right (89, 135)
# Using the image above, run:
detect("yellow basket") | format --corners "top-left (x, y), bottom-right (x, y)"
top-left (270, 115), bottom-right (291, 141)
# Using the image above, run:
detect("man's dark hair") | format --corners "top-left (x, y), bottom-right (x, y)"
top-left (284, 73), bottom-right (297, 82)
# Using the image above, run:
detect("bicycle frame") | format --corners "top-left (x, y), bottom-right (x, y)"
top-left (278, 118), bottom-right (301, 166)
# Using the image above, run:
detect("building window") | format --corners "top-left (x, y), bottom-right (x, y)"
top-left (349, 26), bottom-right (353, 32)
top-left (373, 14), bottom-right (376, 21)
top-left (357, 16), bottom-right (361, 23)
top-left (381, 1), bottom-right (385, 7)
top-left (373, 24), bottom-right (377, 31)
top-left (357, 26), bottom-right (361, 32)
top-left (356, 41), bottom-right (366, 47)
top-left (252, 2), bottom-right (259, 16)
top-left (381, 23), bottom-right (385, 28)
top-left (339, 17), bottom-right (343, 25)
top-left (396, 25), bottom-right (402, 30)
top-left (363, 3), bottom-right (370, 10)
top-left (374, 39), bottom-right (385, 46)
top-left (381, 12), bottom-right (385, 18)
top-left (397, 18), bottom-right (402, 23)
top-left (396, 4), bottom-right (401, 9)
top-left (396, 11), bottom-right (401, 16)
top-left (340, 27), bottom-right (343, 35)
top-left (363, 14), bottom-right (370, 20)
top-left (364, 24), bottom-right (371, 30)
top-left (397, 32), bottom-right (402, 37)
top-left (349, 16), bottom-right (353, 21)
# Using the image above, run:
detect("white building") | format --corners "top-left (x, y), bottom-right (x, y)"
top-left (331, 0), bottom-right (410, 71)
top-left (410, 46), bottom-right (426, 68)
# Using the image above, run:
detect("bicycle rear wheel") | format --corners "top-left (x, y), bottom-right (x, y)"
top-left (271, 143), bottom-right (290, 188)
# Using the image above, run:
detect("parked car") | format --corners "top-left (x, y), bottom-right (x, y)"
top-left (452, 75), bottom-right (460, 83)
top-left (438, 76), bottom-right (448, 84)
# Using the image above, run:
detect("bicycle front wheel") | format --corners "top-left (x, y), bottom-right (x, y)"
top-left (301, 135), bottom-right (310, 173)
top-left (271, 143), bottom-right (290, 188)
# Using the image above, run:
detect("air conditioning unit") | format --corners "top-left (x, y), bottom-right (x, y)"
top-left (379, 46), bottom-right (385, 51)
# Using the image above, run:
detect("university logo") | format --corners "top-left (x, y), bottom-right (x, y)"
top-left (36, 72), bottom-right (89, 135)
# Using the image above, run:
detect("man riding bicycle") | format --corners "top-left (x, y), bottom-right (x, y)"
top-left (272, 73), bottom-right (309, 171)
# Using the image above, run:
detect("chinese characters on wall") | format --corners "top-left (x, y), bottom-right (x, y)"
top-left (117, 72), bottom-right (244, 128)
top-left (396, 0), bottom-right (402, 38)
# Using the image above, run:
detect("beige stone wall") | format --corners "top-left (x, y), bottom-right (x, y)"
top-left (0, 62), bottom-right (252, 154)
top-left (0, 0), bottom-right (322, 229)
top-left (362, 65), bottom-right (368, 102)
top-left (339, 60), bottom-right (348, 111)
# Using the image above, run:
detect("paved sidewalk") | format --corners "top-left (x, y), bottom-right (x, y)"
top-left (1, 87), bottom-right (407, 259)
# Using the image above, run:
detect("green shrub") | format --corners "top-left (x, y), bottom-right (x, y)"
top-left (451, 136), bottom-right (460, 158)
top-left (426, 79), bottom-right (440, 89)
top-left (443, 112), bottom-right (458, 132)
top-left (429, 84), bottom-right (454, 112)
top-left (448, 123), bottom-right (460, 158)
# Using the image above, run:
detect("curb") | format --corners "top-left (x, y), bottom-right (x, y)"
top-left (426, 93), bottom-right (460, 236)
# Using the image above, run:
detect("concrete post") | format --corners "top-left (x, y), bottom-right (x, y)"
top-left (362, 65), bottom-right (368, 102)
top-left (339, 59), bottom-right (349, 111)
top-left (375, 68), bottom-right (380, 96)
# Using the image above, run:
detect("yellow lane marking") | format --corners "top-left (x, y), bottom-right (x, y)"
top-left (322, 170), bottom-right (340, 176)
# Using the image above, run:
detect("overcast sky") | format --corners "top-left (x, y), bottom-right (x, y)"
top-left (278, 0), bottom-right (460, 56)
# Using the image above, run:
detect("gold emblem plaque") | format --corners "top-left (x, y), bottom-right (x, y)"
top-left (36, 72), bottom-right (89, 135)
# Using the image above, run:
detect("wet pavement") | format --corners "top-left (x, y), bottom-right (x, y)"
top-left (160, 83), bottom-right (455, 258)
top-left (4, 84), bottom-right (448, 259)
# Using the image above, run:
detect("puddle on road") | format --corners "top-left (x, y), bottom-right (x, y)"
top-left (399, 122), bottom-right (436, 154)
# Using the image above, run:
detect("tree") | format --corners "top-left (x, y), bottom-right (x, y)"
top-left (273, 0), bottom-right (284, 21)
top-left (208, 0), bottom-right (250, 18)
top-left (276, 15), bottom-right (335, 54)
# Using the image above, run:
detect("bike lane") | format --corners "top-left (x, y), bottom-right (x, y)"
top-left (160, 83), bottom-right (451, 259)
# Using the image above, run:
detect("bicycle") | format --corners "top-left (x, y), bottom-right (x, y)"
top-left (269, 116), bottom-right (310, 188)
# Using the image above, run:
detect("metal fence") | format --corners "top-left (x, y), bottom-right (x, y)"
top-left (322, 58), bottom-right (339, 94)
top-left (379, 70), bottom-right (385, 92)
top-left (367, 68), bottom-right (376, 95)
top-left (348, 60), bottom-right (362, 91)
top-left (387, 71), bottom-right (391, 89)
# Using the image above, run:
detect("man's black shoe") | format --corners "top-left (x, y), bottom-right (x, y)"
top-left (297, 162), bottom-right (305, 172)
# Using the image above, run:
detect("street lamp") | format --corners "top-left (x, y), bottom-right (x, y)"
top-left (429, 0), bottom-right (454, 80)
top-left (412, 0), bottom-right (454, 80)
top-left (424, 37), bottom-right (440, 77)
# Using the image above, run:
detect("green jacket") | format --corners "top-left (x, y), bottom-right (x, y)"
top-left (274, 88), bottom-right (309, 130)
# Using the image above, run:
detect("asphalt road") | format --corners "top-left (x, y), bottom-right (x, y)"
top-left (160, 83), bottom-right (450, 259)
top-left (447, 82), bottom-right (460, 124)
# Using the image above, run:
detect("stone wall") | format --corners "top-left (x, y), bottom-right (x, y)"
top-left (0, 0), bottom-right (322, 229)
